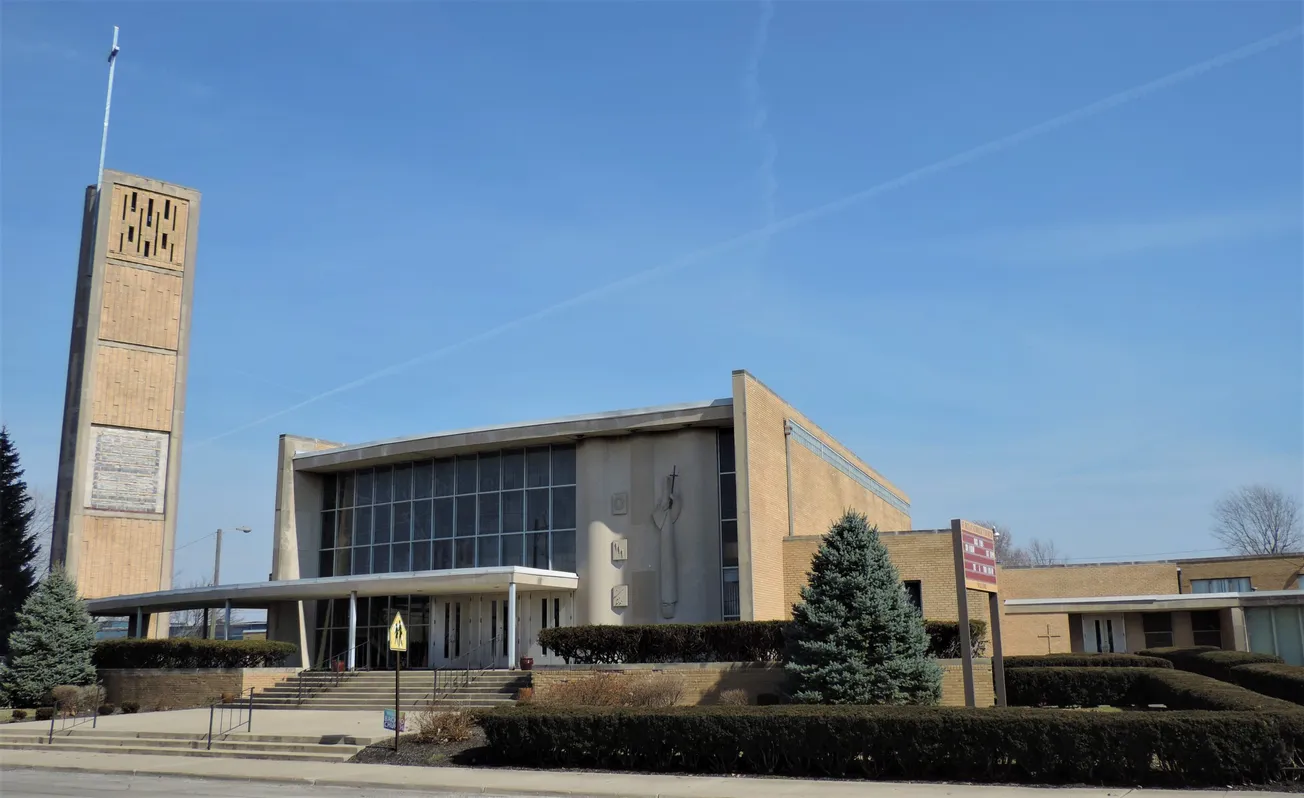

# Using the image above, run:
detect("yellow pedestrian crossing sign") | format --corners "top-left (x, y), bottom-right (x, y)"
top-left (388, 612), bottom-right (407, 652)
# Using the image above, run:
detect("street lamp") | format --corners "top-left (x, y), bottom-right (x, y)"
top-left (210, 526), bottom-right (251, 639)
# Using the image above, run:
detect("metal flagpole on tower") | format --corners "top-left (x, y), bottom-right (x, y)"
top-left (96, 26), bottom-right (121, 193)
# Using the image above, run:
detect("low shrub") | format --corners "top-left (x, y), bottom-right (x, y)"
top-left (1139, 646), bottom-right (1281, 679)
top-left (478, 704), bottom-right (1304, 787)
top-left (718, 689), bottom-right (750, 706)
top-left (1005, 653), bottom-right (1172, 669)
top-left (413, 708), bottom-right (475, 744)
top-left (1006, 666), bottom-right (1300, 712)
top-left (625, 672), bottom-right (685, 707)
top-left (535, 671), bottom-right (687, 707)
top-left (10, 709), bottom-right (27, 720)
top-left (49, 684), bottom-right (104, 715)
top-left (538, 620), bottom-right (987, 664)
top-left (120, 701), bottom-right (140, 714)
top-left (98, 703), bottom-right (115, 716)
top-left (34, 707), bottom-right (54, 721)
top-left (1138, 646), bottom-right (1302, 704)
top-left (93, 639), bottom-right (297, 669)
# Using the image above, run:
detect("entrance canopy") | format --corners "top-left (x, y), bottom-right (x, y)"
top-left (84, 566), bottom-right (578, 616)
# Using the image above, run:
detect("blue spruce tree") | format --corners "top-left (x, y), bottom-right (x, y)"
top-left (0, 570), bottom-right (97, 707)
top-left (786, 510), bottom-right (942, 704)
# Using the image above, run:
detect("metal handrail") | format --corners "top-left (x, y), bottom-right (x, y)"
top-left (47, 700), bottom-right (99, 744)
top-left (207, 687), bottom-right (254, 750)
top-left (297, 641), bottom-right (367, 705)
top-left (431, 634), bottom-right (503, 703)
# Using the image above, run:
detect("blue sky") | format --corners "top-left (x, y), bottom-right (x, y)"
top-left (2, 1), bottom-right (1301, 589)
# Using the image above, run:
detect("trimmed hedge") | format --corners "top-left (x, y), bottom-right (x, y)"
top-left (477, 703), bottom-right (1304, 786)
top-left (93, 639), bottom-right (297, 669)
top-left (1231, 663), bottom-right (1304, 705)
top-left (1006, 666), bottom-right (1300, 712)
top-left (1140, 645), bottom-right (1303, 706)
top-left (1004, 653), bottom-right (1172, 669)
top-left (537, 620), bottom-right (987, 664)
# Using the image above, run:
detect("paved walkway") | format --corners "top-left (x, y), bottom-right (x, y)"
top-left (0, 708), bottom-right (385, 739)
top-left (0, 749), bottom-right (1293, 797)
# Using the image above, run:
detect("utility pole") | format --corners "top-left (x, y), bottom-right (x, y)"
top-left (210, 527), bottom-right (251, 638)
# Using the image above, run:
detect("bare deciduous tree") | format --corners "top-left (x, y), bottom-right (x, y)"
top-left (978, 520), bottom-right (1031, 566)
top-left (1212, 485), bottom-right (1302, 556)
top-left (29, 488), bottom-right (55, 575)
top-left (1025, 538), bottom-right (1066, 566)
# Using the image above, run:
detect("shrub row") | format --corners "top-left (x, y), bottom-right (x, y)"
top-left (1005, 666), bottom-right (1301, 712)
top-left (93, 639), bottom-right (297, 669)
top-left (477, 704), bottom-right (1304, 787)
top-left (1004, 653), bottom-right (1171, 669)
top-left (537, 620), bottom-right (987, 664)
top-left (1140, 646), bottom-right (1303, 705)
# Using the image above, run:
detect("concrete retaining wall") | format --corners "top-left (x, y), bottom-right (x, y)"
top-left (530, 659), bottom-right (994, 707)
top-left (99, 668), bottom-right (299, 710)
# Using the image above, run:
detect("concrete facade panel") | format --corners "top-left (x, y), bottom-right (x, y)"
top-left (90, 344), bottom-right (177, 431)
top-left (98, 262), bottom-right (183, 350)
top-left (78, 515), bottom-right (166, 600)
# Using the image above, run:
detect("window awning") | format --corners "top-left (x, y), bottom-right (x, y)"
top-left (85, 566), bottom-right (578, 615)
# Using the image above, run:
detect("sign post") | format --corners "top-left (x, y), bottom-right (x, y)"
top-left (388, 611), bottom-right (408, 751)
top-left (951, 519), bottom-right (1003, 707)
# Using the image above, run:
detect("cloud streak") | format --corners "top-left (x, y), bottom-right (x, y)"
top-left (192, 25), bottom-right (1302, 448)
top-left (744, 0), bottom-right (778, 253)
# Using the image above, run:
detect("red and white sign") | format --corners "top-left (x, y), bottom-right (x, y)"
top-left (955, 521), bottom-right (998, 593)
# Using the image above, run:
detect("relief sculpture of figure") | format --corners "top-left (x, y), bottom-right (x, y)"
top-left (651, 467), bottom-right (682, 619)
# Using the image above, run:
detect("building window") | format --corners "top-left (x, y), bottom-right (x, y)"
top-left (903, 581), bottom-right (922, 614)
top-left (718, 429), bottom-right (740, 621)
top-left (318, 444), bottom-right (577, 576)
top-left (1191, 610), bottom-right (1223, 648)
top-left (1191, 577), bottom-right (1252, 594)
top-left (1142, 612), bottom-right (1174, 649)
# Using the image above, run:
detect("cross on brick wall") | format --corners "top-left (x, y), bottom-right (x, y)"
top-left (1037, 624), bottom-right (1062, 654)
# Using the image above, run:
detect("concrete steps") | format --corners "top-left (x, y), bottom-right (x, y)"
top-left (250, 669), bottom-right (528, 711)
top-left (0, 729), bottom-right (374, 762)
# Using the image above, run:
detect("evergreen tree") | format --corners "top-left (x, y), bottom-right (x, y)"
top-left (785, 510), bottom-right (942, 705)
top-left (0, 427), bottom-right (40, 659)
top-left (0, 570), bottom-right (97, 707)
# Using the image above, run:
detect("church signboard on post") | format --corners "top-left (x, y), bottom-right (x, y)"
top-left (951, 519), bottom-right (1007, 708)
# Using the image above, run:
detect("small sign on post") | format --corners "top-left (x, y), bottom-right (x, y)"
top-left (383, 709), bottom-right (407, 732)
top-left (389, 612), bottom-right (407, 751)
top-left (951, 520), bottom-right (1006, 708)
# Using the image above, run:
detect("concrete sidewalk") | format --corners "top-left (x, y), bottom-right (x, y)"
top-left (0, 749), bottom-right (1292, 797)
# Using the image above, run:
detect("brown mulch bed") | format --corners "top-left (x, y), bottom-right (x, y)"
top-left (350, 728), bottom-right (491, 767)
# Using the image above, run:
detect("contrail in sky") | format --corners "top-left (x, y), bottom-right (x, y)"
top-left (745, 0), bottom-right (778, 253)
top-left (193, 26), bottom-right (1301, 448)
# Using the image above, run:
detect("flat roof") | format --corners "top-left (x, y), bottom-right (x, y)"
top-left (293, 398), bottom-right (735, 470)
top-left (85, 567), bottom-right (578, 615)
top-left (1004, 589), bottom-right (1304, 615)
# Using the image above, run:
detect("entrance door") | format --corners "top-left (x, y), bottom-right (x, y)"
top-left (431, 597), bottom-right (471, 667)
top-left (1082, 614), bottom-right (1127, 653)
top-left (519, 592), bottom-right (574, 666)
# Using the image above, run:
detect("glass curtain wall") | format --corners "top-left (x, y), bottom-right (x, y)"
top-left (312, 595), bottom-right (431, 670)
top-left (316, 444), bottom-right (578, 578)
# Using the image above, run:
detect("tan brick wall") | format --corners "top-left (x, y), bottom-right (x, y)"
top-left (90, 344), bottom-right (177, 432)
top-left (1176, 554), bottom-right (1304, 593)
top-left (105, 184), bottom-right (190, 271)
top-left (77, 516), bottom-right (165, 599)
top-left (998, 562), bottom-right (1176, 656)
top-left (783, 532), bottom-right (991, 633)
top-left (734, 371), bottom-right (910, 621)
top-left (531, 661), bottom-right (989, 707)
top-left (98, 263), bottom-right (183, 350)
top-left (100, 668), bottom-right (299, 710)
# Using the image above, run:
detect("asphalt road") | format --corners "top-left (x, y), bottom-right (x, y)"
top-left (0, 769), bottom-right (506, 798)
